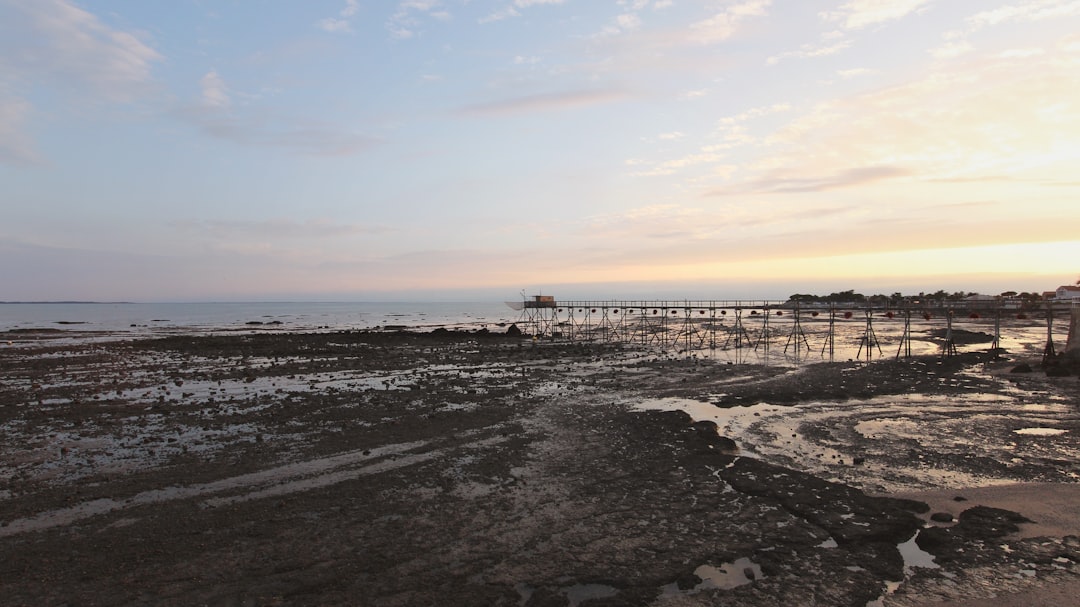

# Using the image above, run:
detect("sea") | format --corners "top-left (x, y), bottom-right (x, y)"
top-left (0, 302), bottom-right (520, 335)
top-left (1, 300), bottom-right (1066, 364)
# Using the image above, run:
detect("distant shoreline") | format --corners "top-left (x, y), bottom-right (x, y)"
top-left (0, 301), bottom-right (135, 305)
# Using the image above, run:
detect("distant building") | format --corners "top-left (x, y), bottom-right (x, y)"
top-left (1053, 285), bottom-right (1080, 301)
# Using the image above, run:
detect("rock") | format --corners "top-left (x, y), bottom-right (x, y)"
top-left (1045, 364), bottom-right (1071, 377)
top-left (930, 512), bottom-right (954, 523)
top-left (506, 324), bottom-right (523, 337)
top-left (675, 572), bottom-right (702, 590)
top-left (1010, 363), bottom-right (1033, 373)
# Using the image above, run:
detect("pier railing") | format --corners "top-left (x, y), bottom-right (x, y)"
top-left (512, 299), bottom-right (1076, 362)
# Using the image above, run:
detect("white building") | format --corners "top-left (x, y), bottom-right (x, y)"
top-left (1054, 285), bottom-right (1080, 301)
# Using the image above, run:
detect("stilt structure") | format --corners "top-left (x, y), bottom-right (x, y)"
top-left (757, 306), bottom-right (771, 358)
top-left (725, 307), bottom-right (756, 350)
top-left (784, 305), bottom-right (811, 357)
top-left (856, 309), bottom-right (882, 361)
top-left (821, 307), bottom-right (837, 361)
top-left (508, 296), bottom-right (1072, 363)
top-left (896, 308), bottom-right (913, 360)
top-left (942, 311), bottom-right (958, 358)
top-left (1043, 304), bottom-right (1056, 365)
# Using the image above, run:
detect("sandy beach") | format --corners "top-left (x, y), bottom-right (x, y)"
top-left (1, 328), bottom-right (1078, 606)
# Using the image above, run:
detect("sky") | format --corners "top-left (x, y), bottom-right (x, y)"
top-left (1, 0), bottom-right (1078, 302)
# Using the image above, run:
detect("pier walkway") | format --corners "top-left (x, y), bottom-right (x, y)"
top-left (510, 298), bottom-right (1077, 362)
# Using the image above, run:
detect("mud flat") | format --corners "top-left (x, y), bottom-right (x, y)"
top-left (1, 329), bottom-right (1078, 606)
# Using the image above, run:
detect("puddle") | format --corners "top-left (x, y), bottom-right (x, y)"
top-left (634, 390), bottom-right (1080, 493)
top-left (694, 557), bottom-right (764, 590)
top-left (1014, 427), bottom-right (1068, 436)
top-left (564, 583), bottom-right (618, 606)
top-left (897, 530), bottom-right (939, 574)
top-left (659, 557), bottom-right (764, 598)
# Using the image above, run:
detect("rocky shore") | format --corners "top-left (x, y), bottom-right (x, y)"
top-left (1, 329), bottom-right (1078, 606)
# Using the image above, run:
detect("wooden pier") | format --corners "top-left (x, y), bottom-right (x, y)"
top-left (510, 298), bottom-right (1076, 362)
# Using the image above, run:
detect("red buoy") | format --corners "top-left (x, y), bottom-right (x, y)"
top-left (811, 311), bottom-right (819, 317)
top-left (776, 310), bottom-right (783, 316)
top-left (1017, 313), bottom-right (1028, 320)
top-left (969, 312), bottom-right (980, 319)
top-left (885, 311), bottom-right (894, 319)
top-left (923, 313), bottom-right (932, 320)
top-left (844, 311), bottom-right (853, 319)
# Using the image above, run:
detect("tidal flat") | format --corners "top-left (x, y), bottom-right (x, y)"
top-left (1, 329), bottom-right (1078, 606)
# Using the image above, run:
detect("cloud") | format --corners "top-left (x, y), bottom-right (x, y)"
top-left (387, 0), bottom-right (451, 38)
top-left (0, 94), bottom-right (39, 165)
top-left (968, 0), bottom-right (1080, 29)
top-left (836, 67), bottom-right (877, 78)
top-left (688, 0), bottom-right (771, 44)
top-left (931, 1), bottom-right (1080, 61)
top-left (0, 0), bottom-right (160, 101)
top-left (0, 0), bottom-right (160, 164)
top-left (177, 71), bottom-right (380, 156)
top-left (178, 106), bottom-right (380, 156)
top-left (930, 40), bottom-right (974, 58)
top-left (823, 0), bottom-right (934, 30)
top-left (630, 152), bottom-right (729, 177)
top-left (318, 18), bottom-right (352, 33)
top-left (458, 88), bottom-right (631, 116)
top-left (678, 44), bottom-right (1080, 201)
top-left (200, 71), bottom-right (230, 108)
top-left (480, 0), bottom-right (566, 24)
top-left (767, 39), bottom-right (853, 65)
top-left (514, 0), bottom-right (566, 7)
top-left (710, 165), bottom-right (911, 195)
top-left (170, 218), bottom-right (392, 240)
top-left (318, 0), bottom-right (361, 33)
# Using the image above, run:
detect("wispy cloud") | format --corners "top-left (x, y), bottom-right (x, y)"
top-left (822, 0), bottom-right (935, 30)
top-left (0, 0), bottom-right (160, 100)
top-left (836, 67), bottom-right (877, 79)
top-left (479, 7), bottom-right (520, 24)
top-left (705, 44), bottom-right (1080, 195)
top-left (932, 1), bottom-right (1080, 59)
top-left (968, 0), bottom-right (1080, 28)
top-left (170, 218), bottom-right (392, 240)
top-left (767, 38), bottom-right (853, 65)
top-left (688, 0), bottom-right (771, 44)
top-left (388, 0), bottom-right (450, 38)
top-left (458, 88), bottom-right (631, 116)
top-left (480, 0), bottom-right (566, 24)
top-left (177, 106), bottom-right (380, 156)
top-left (0, 0), bottom-right (160, 164)
top-left (317, 0), bottom-right (359, 33)
top-left (711, 165), bottom-right (911, 195)
top-left (200, 71), bottom-right (230, 108)
top-left (0, 94), bottom-right (39, 165)
top-left (178, 72), bottom-right (379, 156)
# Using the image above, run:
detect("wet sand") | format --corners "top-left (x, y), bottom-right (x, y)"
top-left (1, 328), bottom-right (1078, 606)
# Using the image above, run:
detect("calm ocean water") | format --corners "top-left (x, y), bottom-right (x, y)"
top-left (0, 302), bottom-right (521, 335)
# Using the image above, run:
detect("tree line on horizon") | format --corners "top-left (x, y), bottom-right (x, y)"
top-left (787, 289), bottom-right (1051, 307)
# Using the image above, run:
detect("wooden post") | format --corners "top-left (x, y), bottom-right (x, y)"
top-left (1066, 305), bottom-right (1080, 357)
